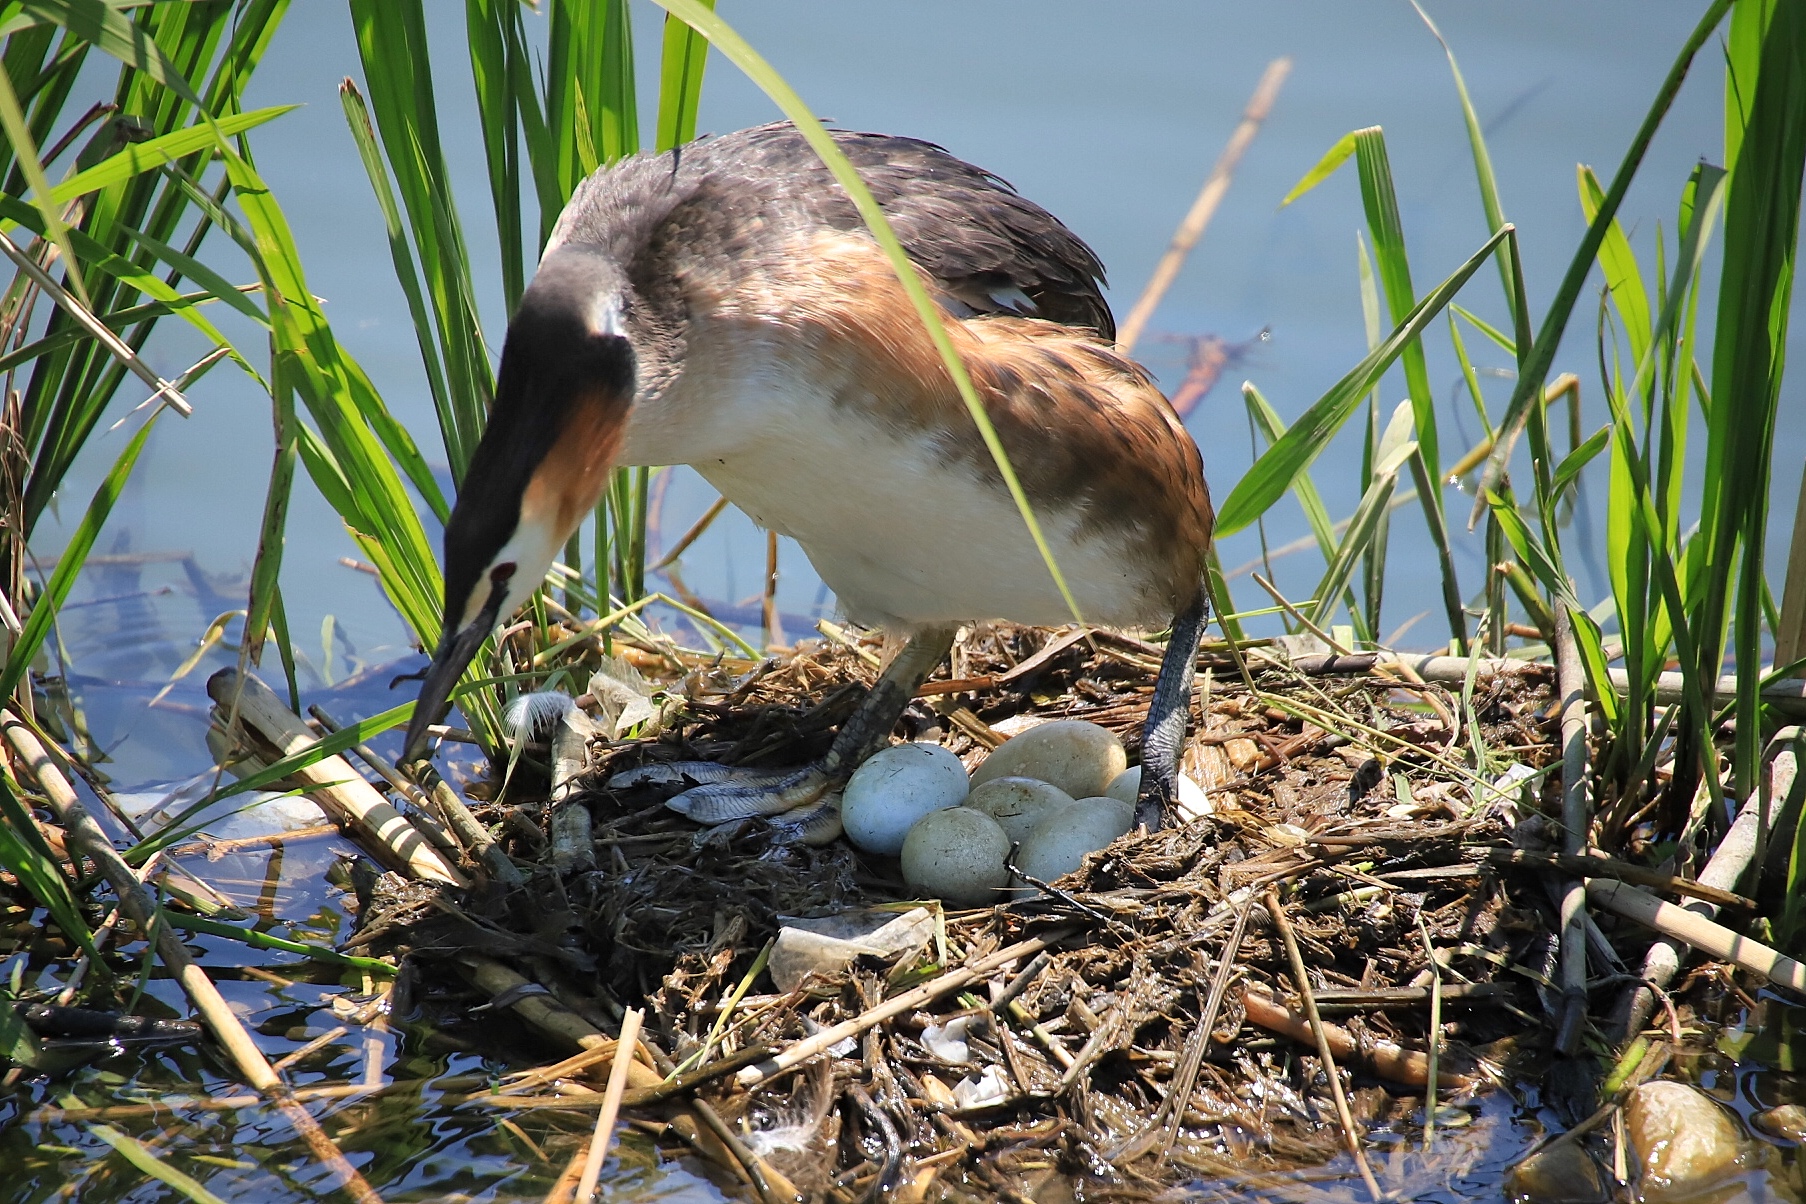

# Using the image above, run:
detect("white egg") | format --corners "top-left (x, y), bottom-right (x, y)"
top-left (1105, 765), bottom-right (1215, 821)
top-left (1015, 796), bottom-right (1135, 884)
top-left (969, 720), bottom-right (1128, 800)
top-left (966, 776), bottom-right (1075, 844)
top-left (900, 808), bottom-right (1011, 905)
top-left (841, 742), bottom-right (970, 855)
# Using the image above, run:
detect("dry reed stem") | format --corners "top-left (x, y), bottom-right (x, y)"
top-left (1, 712), bottom-right (385, 1204)
top-left (1483, 849), bottom-right (1753, 911)
top-left (310, 705), bottom-right (463, 860)
top-left (571, 1008), bottom-right (643, 1203)
top-left (1611, 732), bottom-right (1799, 1040)
top-left (207, 669), bottom-right (464, 886)
top-left (1265, 887), bottom-right (1383, 1202)
top-left (1116, 57), bottom-right (1292, 354)
top-left (1586, 879), bottom-right (1806, 995)
top-left (1552, 609), bottom-right (1591, 1055)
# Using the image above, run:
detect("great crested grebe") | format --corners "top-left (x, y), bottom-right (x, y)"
top-left (402, 122), bottom-right (1214, 834)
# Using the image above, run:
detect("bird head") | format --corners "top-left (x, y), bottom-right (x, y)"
top-left (402, 249), bottom-right (635, 761)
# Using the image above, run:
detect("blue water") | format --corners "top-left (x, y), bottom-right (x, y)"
top-left (19, 3), bottom-right (1805, 1200)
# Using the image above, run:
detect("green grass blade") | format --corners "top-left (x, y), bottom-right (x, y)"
top-left (0, 774), bottom-right (96, 957)
top-left (89, 1125), bottom-right (230, 1204)
top-left (655, 0), bottom-right (712, 151)
top-left (44, 105), bottom-right (293, 205)
top-left (1472, 0), bottom-right (1733, 522)
top-left (1351, 126), bottom-right (1440, 489)
top-left (1578, 164), bottom-right (1653, 370)
top-left (1218, 222), bottom-right (1508, 536)
top-left (1698, 0), bottom-right (1806, 798)
top-left (1412, 0), bottom-right (1517, 307)
top-left (1309, 402), bottom-right (1415, 628)
top-left (1279, 130), bottom-right (1355, 207)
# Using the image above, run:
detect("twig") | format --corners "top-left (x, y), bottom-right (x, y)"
top-left (0, 712), bottom-right (385, 1204)
top-left (735, 931), bottom-right (1072, 1089)
top-left (1586, 879), bottom-right (1806, 996)
top-left (651, 493), bottom-right (729, 571)
top-left (571, 1008), bottom-right (642, 1204)
top-left (309, 705), bottom-right (461, 860)
top-left (405, 755), bottom-right (524, 887)
top-left (1240, 990), bottom-right (1471, 1091)
top-left (1265, 887), bottom-right (1383, 1202)
top-left (692, 1098), bottom-right (797, 1204)
top-left (1251, 572), bottom-right (1355, 656)
top-left (1552, 608), bottom-right (1590, 1056)
top-left (619, 1044), bottom-right (772, 1108)
top-left (762, 528), bottom-right (782, 649)
top-left (1116, 58), bottom-right (1291, 353)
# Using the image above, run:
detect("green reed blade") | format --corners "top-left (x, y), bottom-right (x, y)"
top-left (0, 408), bottom-right (161, 699)
top-left (656, 0), bottom-right (713, 151)
top-left (0, 773), bottom-right (96, 957)
top-left (1472, 0), bottom-right (1733, 524)
top-left (1411, 0), bottom-right (1517, 308)
top-left (1218, 223), bottom-right (1508, 537)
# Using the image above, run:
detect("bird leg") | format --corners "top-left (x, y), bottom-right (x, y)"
top-left (615, 624), bottom-right (958, 827)
top-left (1135, 592), bottom-right (1208, 832)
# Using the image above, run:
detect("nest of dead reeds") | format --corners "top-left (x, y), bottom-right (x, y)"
top-left (344, 621), bottom-right (1620, 1200)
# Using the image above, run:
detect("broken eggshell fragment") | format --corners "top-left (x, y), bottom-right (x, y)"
top-left (1105, 764), bottom-right (1214, 821)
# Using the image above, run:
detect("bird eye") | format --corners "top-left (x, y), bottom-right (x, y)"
top-left (490, 562), bottom-right (517, 585)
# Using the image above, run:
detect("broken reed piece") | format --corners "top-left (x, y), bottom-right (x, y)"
top-left (1552, 607), bottom-right (1591, 1057)
top-left (1585, 878), bottom-right (1806, 996)
top-left (1240, 987), bottom-right (1475, 1090)
top-left (1611, 732), bottom-right (1798, 1042)
top-left (458, 956), bottom-right (660, 1090)
top-left (0, 711), bottom-right (386, 1204)
top-left (309, 704), bottom-right (462, 863)
top-left (574, 1007), bottom-right (643, 1203)
top-left (206, 668), bottom-right (465, 887)
top-left (550, 710), bottom-right (597, 874)
top-left (406, 755), bottom-right (525, 887)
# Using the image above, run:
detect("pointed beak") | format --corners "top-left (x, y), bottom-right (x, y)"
top-left (402, 587), bottom-right (506, 764)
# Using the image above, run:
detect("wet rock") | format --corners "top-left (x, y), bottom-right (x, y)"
top-left (767, 907), bottom-right (934, 992)
top-left (1504, 1139), bottom-right (1609, 1204)
top-left (1752, 1103), bottom-right (1806, 1143)
top-left (1625, 1080), bottom-right (1750, 1200)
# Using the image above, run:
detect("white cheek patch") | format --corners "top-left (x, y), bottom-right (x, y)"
top-left (461, 515), bottom-right (564, 633)
top-left (587, 294), bottom-right (625, 338)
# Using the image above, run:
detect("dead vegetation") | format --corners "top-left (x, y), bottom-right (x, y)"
top-left (340, 622), bottom-right (1606, 1200)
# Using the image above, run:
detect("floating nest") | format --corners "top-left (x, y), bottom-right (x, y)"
top-left (355, 622), bottom-right (1603, 1201)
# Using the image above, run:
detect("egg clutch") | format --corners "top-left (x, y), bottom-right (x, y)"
top-left (831, 720), bottom-right (1212, 905)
